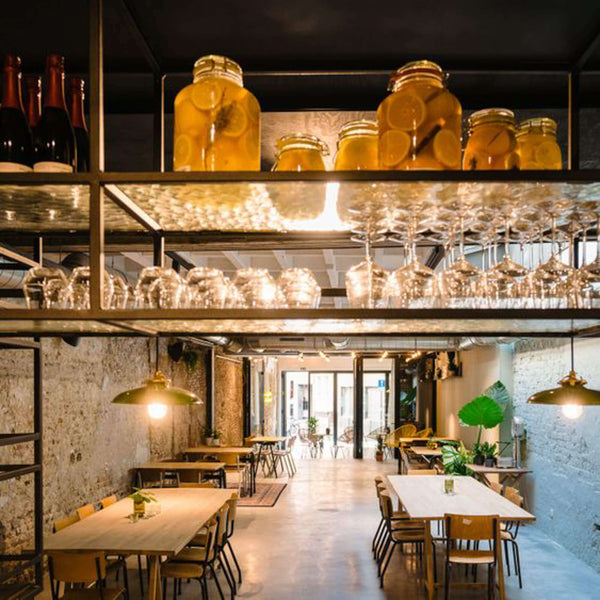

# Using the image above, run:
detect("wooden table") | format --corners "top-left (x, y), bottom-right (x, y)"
top-left (186, 446), bottom-right (256, 493)
top-left (45, 488), bottom-right (232, 600)
top-left (467, 464), bottom-right (532, 487)
top-left (408, 446), bottom-right (443, 467)
top-left (386, 475), bottom-right (535, 600)
top-left (136, 461), bottom-right (226, 488)
top-left (249, 436), bottom-right (286, 477)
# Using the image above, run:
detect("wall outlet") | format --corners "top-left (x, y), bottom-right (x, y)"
top-left (549, 508), bottom-right (554, 519)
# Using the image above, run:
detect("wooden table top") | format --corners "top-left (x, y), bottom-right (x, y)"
top-left (387, 475), bottom-right (535, 522)
top-left (45, 488), bottom-right (232, 556)
top-left (466, 464), bottom-right (532, 475)
top-left (186, 446), bottom-right (253, 455)
top-left (137, 461), bottom-right (225, 471)
top-left (250, 436), bottom-right (286, 444)
top-left (409, 446), bottom-right (444, 456)
top-left (398, 437), bottom-right (454, 444)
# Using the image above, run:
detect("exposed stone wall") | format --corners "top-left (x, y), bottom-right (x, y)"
top-left (213, 354), bottom-right (244, 446)
top-left (513, 338), bottom-right (600, 573)
top-left (0, 337), bottom-right (207, 557)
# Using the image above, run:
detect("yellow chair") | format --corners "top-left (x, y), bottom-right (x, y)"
top-left (414, 428), bottom-right (434, 438)
top-left (443, 513), bottom-right (500, 599)
top-left (48, 551), bottom-right (127, 600)
top-left (53, 514), bottom-right (79, 532)
top-left (489, 481), bottom-right (503, 495)
top-left (100, 495), bottom-right (117, 509)
top-left (76, 504), bottom-right (95, 520)
top-left (384, 424), bottom-right (418, 449)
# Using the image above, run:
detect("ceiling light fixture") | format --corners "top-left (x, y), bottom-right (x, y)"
top-left (379, 351), bottom-right (389, 362)
top-left (298, 352), bottom-right (304, 362)
top-left (318, 350), bottom-right (330, 362)
top-left (528, 337), bottom-right (600, 418)
top-left (112, 338), bottom-right (201, 419)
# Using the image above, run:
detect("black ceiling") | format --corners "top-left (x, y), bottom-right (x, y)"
top-left (3, 0), bottom-right (600, 111)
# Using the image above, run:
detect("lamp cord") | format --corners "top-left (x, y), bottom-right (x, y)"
top-left (571, 336), bottom-right (575, 372)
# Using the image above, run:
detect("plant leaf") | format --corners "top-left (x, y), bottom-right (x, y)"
top-left (458, 395), bottom-right (504, 429)
top-left (483, 380), bottom-right (510, 412)
top-left (400, 387), bottom-right (417, 405)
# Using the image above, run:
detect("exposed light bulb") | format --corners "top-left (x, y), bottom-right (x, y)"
top-left (318, 350), bottom-right (330, 362)
top-left (298, 352), bottom-right (304, 362)
top-left (561, 404), bottom-right (583, 420)
top-left (379, 351), bottom-right (389, 362)
top-left (147, 403), bottom-right (167, 420)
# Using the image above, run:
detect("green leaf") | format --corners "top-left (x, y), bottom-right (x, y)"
top-left (483, 380), bottom-right (511, 412)
top-left (458, 395), bottom-right (504, 430)
top-left (400, 387), bottom-right (417, 405)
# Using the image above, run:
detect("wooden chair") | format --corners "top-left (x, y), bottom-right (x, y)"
top-left (443, 513), bottom-right (500, 600)
top-left (53, 514), bottom-right (79, 532)
top-left (489, 481), bottom-right (504, 495)
top-left (273, 436), bottom-right (297, 476)
top-left (137, 468), bottom-right (168, 488)
top-left (415, 427), bottom-right (434, 438)
top-left (161, 519), bottom-right (218, 600)
top-left (48, 551), bottom-right (127, 600)
top-left (180, 482), bottom-right (217, 488)
top-left (384, 424), bottom-right (418, 449)
top-left (221, 452), bottom-right (251, 495)
top-left (100, 495), bottom-right (117, 509)
top-left (408, 469), bottom-right (439, 475)
top-left (223, 493), bottom-right (242, 586)
top-left (377, 491), bottom-right (426, 587)
top-left (501, 486), bottom-right (524, 588)
top-left (76, 504), bottom-right (95, 520)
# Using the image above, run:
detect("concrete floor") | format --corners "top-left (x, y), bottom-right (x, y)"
top-left (41, 456), bottom-right (600, 600)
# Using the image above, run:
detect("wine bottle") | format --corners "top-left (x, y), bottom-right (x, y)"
top-left (34, 54), bottom-right (76, 172)
top-left (24, 75), bottom-right (41, 164)
top-left (68, 77), bottom-right (88, 172)
top-left (0, 54), bottom-right (33, 172)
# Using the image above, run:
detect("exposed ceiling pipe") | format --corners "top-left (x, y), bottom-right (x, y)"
top-left (458, 337), bottom-right (517, 350)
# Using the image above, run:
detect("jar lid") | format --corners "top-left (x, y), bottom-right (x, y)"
top-left (388, 60), bottom-right (445, 92)
top-left (276, 134), bottom-right (329, 157)
top-left (467, 108), bottom-right (515, 130)
top-left (193, 55), bottom-right (243, 86)
top-left (516, 117), bottom-right (557, 137)
top-left (337, 120), bottom-right (378, 145)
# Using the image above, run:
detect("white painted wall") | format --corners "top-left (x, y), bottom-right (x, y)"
top-left (436, 344), bottom-right (513, 448)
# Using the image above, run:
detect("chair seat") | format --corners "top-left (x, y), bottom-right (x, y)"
top-left (63, 588), bottom-right (124, 600)
top-left (448, 549), bottom-right (495, 564)
top-left (174, 547), bottom-right (209, 562)
top-left (391, 528), bottom-right (426, 542)
top-left (161, 562), bottom-right (205, 579)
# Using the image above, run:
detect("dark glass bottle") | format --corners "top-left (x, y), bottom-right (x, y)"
top-left (0, 54), bottom-right (33, 171)
top-left (68, 77), bottom-right (88, 172)
top-left (34, 54), bottom-right (76, 172)
top-left (24, 75), bottom-right (41, 164)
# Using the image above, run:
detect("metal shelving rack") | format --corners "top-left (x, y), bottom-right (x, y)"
top-left (0, 339), bottom-right (43, 600)
top-left (2, 0), bottom-right (600, 341)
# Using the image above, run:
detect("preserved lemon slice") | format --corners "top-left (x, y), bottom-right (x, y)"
top-left (174, 134), bottom-right (195, 168)
top-left (484, 127), bottom-right (514, 156)
top-left (217, 102), bottom-right (248, 137)
top-left (386, 93), bottom-right (426, 131)
top-left (425, 89), bottom-right (456, 122)
top-left (379, 130), bottom-right (411, 167)
top-left (433, 129), bottom-right (461, 168)
top-left (191, 80), bottom-right (222, 111)
top-left (175, 99), bottom-right (208, 136)
top-left (464, 150), bottom-right (489, 170)
top-left (534, 141), bottom-right (561, 168)
top-left (174, 85), bottom-right (192, 109)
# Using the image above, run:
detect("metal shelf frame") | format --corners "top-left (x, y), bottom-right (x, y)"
top-left (0, 339), bottom-right (43, 597)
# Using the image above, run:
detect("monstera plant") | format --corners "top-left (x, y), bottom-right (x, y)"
top-left (458, 380), bottom-right (508, 464)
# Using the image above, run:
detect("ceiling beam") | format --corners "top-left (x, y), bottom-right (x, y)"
top-left (273, 250), bottom-right (292, 270)
top-left (223, 251), bottom-right (250, 270)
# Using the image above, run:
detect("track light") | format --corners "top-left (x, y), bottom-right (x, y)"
top-left (379, 351), bottom-right (389, 362)
top-left (298, 352), bottom-right (304, 362)
top-left (318, 350), bottom-right (330, 362)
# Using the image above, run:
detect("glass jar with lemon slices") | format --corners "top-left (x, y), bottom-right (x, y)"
top-left (334, 120), bottom-right (378, 170)
top-left (516, 117), bottom-right (562, 169)
top-left (273, 133), bottom-right (328, 171)
top-left (173, 55), bottom-right (260, 171)
top-left (463, 108), bottom-right (519, 170)
top-left (377, 60), bottom-right (462, 170)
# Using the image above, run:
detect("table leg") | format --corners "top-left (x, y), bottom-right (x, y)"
top-left (496, 521), bottom-right (506, 600)
top-left (425, 522), bottom-right (435, 600)
top-left (255, 445), bottom-right (263, 479)
top-left (220, 468), bottom-right (226, 488)
top-left (270, 444), bottom-right (278, 477)
top-left (147, 555), bottom-right (162, 600)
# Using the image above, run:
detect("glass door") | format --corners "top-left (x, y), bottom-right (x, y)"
top-left (283, 371), bottom-right (309, 436)
top-left (336, 372), bottom-right (354, 443)
top-left (363, 372), bottom-right (391, 452)
top-left (309, 372), bottom-right (335, 435)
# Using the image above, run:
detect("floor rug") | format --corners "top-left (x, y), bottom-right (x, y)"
top-left (227, 482), bottom-right (287, 507)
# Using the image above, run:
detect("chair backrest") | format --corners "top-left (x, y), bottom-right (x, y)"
top-left (220, 452), bottom-right (239, 466)
top-left (100, 494), bottom-right (117, 509)
top-left (287, 435), bottom-right (296, 450)
top-left (489, 481), bottom-right (503, 495)
top-left (139, 468), bottom-right (164, 487)
top-left (178, 469), bottom-right (202, 483)
top-left (49, 551), bottom-right (107, 584)
top-left (504, 486), bottom-right (524, 507)
top-left (226, 492), bottom-right (239, 534)
top-left (244, 436), bottom-right (255, 447)
top-left (445, 514), bottom-right (499, 541)
top-left (216, 504), bottom-right (229, 548)
top-left (415, 428), bottom-right (433, 438)
top-left (408, 469), bottom-right (438, 475)
top-left (374, 474), bottom-right (385, 484)
top-left (386, 424), bottom-right (418, 448)
top-left (180, 482), bottom-right (217, 488)
top-left (203, 519), bottom-right (218, 562)
top-left (76, 504), bottom-right (95, 520)
top-left (53, 514), bottom-right (79, 532)
top-left (379, 491), bottom-right (394, 521)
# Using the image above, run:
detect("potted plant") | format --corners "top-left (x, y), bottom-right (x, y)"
top-left (458, 384), bottom-right (506, 463)
top-left (442, 442), bottom-right (472, 476)
top-left (375, 434), bottom-right (384, 462)
top-left (128, 488), bottom-right (156, 516)
top-left (307, 417), bottom-right (318, 435)
top-left (204, 427), bottom-right (221, 446)
top-left (481, 441), bottom-right (498, 467)
top-left (211, 429), bottom-right (221, 446)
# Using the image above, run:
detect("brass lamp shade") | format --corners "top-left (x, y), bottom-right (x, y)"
top-left (112, 371), bottom-right (200, 406)
top-left (527, 370), bottom-right (600, 406)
